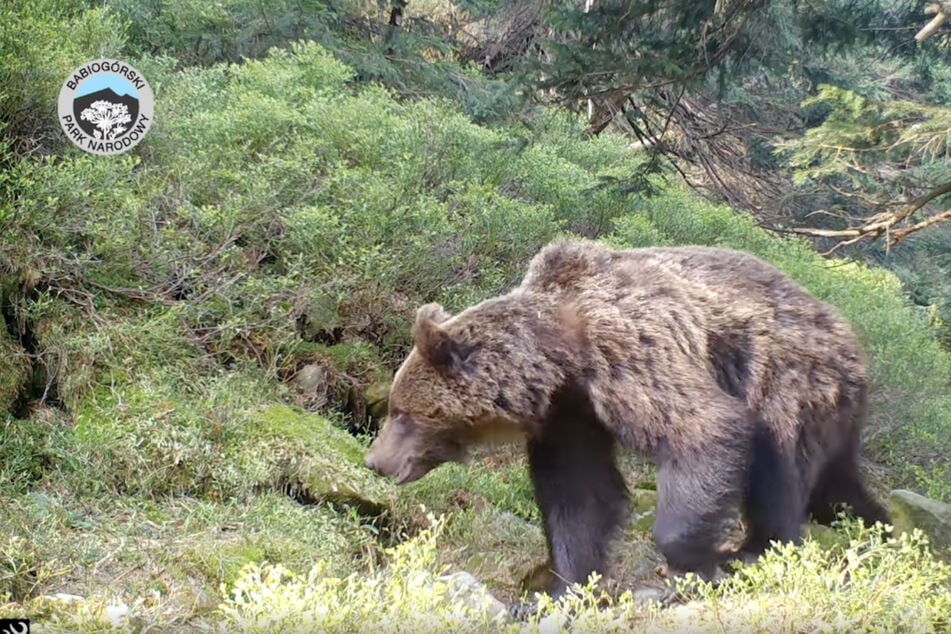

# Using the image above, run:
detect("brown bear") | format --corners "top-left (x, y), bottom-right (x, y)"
top-left (364, 237), bottom-right (888, 598)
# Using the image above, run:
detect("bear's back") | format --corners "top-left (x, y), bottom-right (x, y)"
top-left (521, 239), bottom-right (846, 336)
top-left (519, 239), bottom-right (865, 451)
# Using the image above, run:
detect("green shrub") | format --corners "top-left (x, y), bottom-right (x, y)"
top-left (216, 519), bottom-right (951, 633)
top-left (0, 332), bottom-right (30, 415)
top-left (5, 2), bottom-right (951, 629)
top-left (659, 522), bottom-right (951, 632)
top-left (218, 514), bottom-right (505, 633)
top-left (0, 1), bottom-right (125, 154)
top-left (107, 0), bottom-right (520, 122)
top-left (5, 37), bottom-right (951, 501)
top-left (8, 40), bottom-right (645, 382)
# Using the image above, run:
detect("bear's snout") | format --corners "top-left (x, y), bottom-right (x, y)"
top-left (363, 454), bottom-right (377, 472)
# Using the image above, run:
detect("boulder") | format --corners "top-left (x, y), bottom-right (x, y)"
top-left (631, 585), bottom-right (672, 606)
top-left (246, 405), bottom-right (394, 516)
top-left (439, 571), bottom-right (508, 621)
top-left (889, 489), bottom-right (951, 550)
top-left (293, 363), bottom-right (328, 395)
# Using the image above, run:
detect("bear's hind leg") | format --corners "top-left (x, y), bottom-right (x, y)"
top-left (807, 454), bottom-right (889, 527)
top-left (653, 439), bottom-right (746, 580)
top-left (741, 427), bottom-right (805, 556)
top-left (807, 383), bottom-right (889, 527)
top-left (527, 413), bottom-right (628, 599)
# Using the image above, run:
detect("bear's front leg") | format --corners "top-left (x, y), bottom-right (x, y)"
top-left (526, 413), bottom-right (629, 600)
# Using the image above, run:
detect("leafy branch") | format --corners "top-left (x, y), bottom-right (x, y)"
top-left (784, 179), bottom-right (951, 252)
top-left (778, 84), bottom-right (951, 250)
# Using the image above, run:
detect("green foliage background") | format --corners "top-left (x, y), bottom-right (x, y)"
top-left (1, 0), bottom-right (950, 630)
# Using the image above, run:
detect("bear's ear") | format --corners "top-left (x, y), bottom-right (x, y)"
top-left (416, 303), bottom-right (451, 325)
top-left (412, 303), bottom-right (472, 374)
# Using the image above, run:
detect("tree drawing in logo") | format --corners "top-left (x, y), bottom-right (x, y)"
top-left (79, 100), bottom-right (132, 140)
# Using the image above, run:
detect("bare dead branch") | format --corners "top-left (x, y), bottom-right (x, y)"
top-left (896, 178), bottom-right (951, 220)
top-left (917, 2), bottom-right (951, 43)
top-left (583, 90), bottom-right (631, 137)
top-left (890, 208), bottom-right (951, 243)
top-left (785, 226), bottom-right (865, 238)
top-left (786, 178), bottom-right (951, 250)
top-left (84, 279), bottom-right (177, 305)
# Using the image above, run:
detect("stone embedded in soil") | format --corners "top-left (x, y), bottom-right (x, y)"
top-left (627, 541), bottom-right (666, 579)
top-left (294, 363), bottom-right (329, 395)
top-left (250, 405), bottom-right (394, 516)
top-left (889, 489), bottom-right (951, 550)
top-left (42, 593), bottom-right (84, 604)
top-left (439, 571), bottom-right (508, 621)
top-left (519, 561), bottom-right (556, 594)
top-left (631, 585), bottom-right (672, 606)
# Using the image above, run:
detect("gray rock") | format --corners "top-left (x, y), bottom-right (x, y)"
top-left (628, 541), bottom-right (665, 579)
top-left (889, 489), bottom-right (951, 550)
top-left (294, 363), bottom-right (328, 395)
top-left (538, 612), bottom-right (568, 633)
top-left (439, 571), bottom-right (508, 621)
top-left (103, 602), bottom-right (130, 626)
top-left (191, 588), bottom-right (218, 613)
top-left (630, 585), bottom-right (671, 606)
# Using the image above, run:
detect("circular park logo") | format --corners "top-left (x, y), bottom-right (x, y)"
top-left (58, 59), bottom-right (153, 155)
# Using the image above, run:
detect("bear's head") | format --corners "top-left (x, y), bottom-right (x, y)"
top-left (364, 298), bottom-right (572, 484)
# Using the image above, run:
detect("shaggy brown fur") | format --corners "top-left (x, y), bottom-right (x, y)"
top-left (365, 237), bottom-right (888, 598)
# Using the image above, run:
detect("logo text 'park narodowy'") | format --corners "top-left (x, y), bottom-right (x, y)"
top-left (58, 59), bottom-right (153, 155)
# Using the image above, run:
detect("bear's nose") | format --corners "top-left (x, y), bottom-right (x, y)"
top-left (363, 454), bottom-right (376, 471)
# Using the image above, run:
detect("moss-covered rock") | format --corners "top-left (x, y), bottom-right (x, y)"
top-left (364, 381), bottom-right (391, 421)
top-left (889, 489), bottom-right (951, 550)
top-left (239, 404), bottom-right (394, 516)
top-left (72, 371), bottom-right (395, 508)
